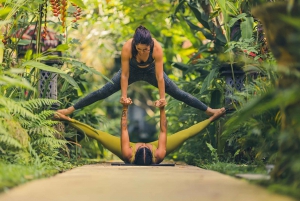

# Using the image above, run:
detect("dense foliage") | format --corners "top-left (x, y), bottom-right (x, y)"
top-left (1, 0), bottom-right (300, 198)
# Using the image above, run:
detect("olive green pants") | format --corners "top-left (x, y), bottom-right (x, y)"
top-left (67, 118), bottom-right (211, 160)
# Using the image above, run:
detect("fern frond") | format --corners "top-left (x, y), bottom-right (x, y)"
top-left (37, 110), bottom-right (56, 120)
top-left (28, 126), bottom-right (60, 137)
top-left (0, 110), bottom-right (12, 119)
top-left (0, 97), bottom-right (37, 120)
top-left (0, 135), bottom-right (23, 149)
top-left (0, 123), bottom-right (10, 136)
top-left (31, 137), bottom-right (67, 149)
top-left (21, 99), bottom-right (60, 111)
top-left (27, 143), bottom-right (41, 165)
top-left (24, 119), bottom-right (58, 129)
top-left (0, 118), bottom-right (29, 147)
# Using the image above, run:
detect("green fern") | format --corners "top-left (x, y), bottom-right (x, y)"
top-left (31, 138), bottom-right (67, 149)
top-left (21, 99), bottom-right (60, 112)
top-left (0, 118), bottom-right (29, 147)
top-left (36, 110), bottom-right (57, 120)
top-left (28, 126), bottom-right (60, 137)
top-left (0, 135), bottom-right (23, 149)
top-left (0, 97), bottom-right (37, 120)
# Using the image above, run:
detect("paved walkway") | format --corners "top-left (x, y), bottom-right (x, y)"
top-left (0, 163), bottom-right (295, 201)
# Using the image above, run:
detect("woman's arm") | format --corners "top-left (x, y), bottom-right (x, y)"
top-left (120, 40), bottom-right (131, 104)
top-left (120, 104), bottom-right (132, 161)
top-left (152, 39), bottom-right (166, 107)
top-left (155, 106), bottom-right (167, 163)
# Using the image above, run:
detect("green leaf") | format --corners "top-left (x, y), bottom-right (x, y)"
top-left (22, 61), bottom-right (66, 75)
top-left (174, 0), bottom-right (186, 15)
top-left (24, 49), bottom-right (33, 60)
top-left (69, 0), bottom-right (86, 9)
top-left (0, 75), bottom-right (34, 90)
top-left (214, 26), bottom-right (227, 44)
top-left (224, 86), bottom-right (300, 130)
top-left (185, 18), bottom-right (214, 40)
top-left (241, 17), bottom-right (254, 39)
top-left (59, 73), bottom-right (79, 89)
top-left (216, 0), bottom-right (226, 14)
top-left (0, 7), bottom-right (12, 17)
top-left (187, 3), bottom-right (210, 30)
top-left (73, 62), bottom-right (113, 83)
top-left (55, 44), bottom-right (69, 51)
top-left (226, 1), bottom-right (239, 16)
top-left (200, 68), bottom-right (218, 94)
top-left (18, 39), bottom-right (36, 45)
top-left (228, 13), bottom-right (247, 27)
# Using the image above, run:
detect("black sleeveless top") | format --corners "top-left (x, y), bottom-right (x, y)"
top-left (129, 40), bottom-right (155, 67)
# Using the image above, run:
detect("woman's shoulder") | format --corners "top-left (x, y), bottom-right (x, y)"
top-left (152, 38), bottom-right (163, 56)
top-left (122, 38), bottom-right (133, 56)
top-left (152, 38), bottom-right (161, 47)
top-left (124, 38), bottom-right (133, 48)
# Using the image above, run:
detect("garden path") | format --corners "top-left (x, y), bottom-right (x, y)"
top-left (0, 162), bottom-right (295, 201)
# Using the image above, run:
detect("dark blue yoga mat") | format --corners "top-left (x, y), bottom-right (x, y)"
top-left (111, 162), bottom-right (175, 166)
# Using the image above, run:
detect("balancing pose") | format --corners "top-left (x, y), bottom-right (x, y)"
top-left (55, 99), bottom-right (224, 165)
top-left (57, 25), bottom-right (225, 118)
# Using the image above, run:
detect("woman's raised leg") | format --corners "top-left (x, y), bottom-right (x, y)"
top-left (150, 119), bottom-right (211, 155)
top-left (72, 70), bottom-right (123, 110)
top-left (58, 116), bottom-right (135, 161)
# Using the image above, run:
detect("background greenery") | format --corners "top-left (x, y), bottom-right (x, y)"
top-left (1, 0), bottom-right (299, 198)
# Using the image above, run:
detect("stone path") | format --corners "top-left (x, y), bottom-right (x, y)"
top-left (0, 163), bottom-right (295, 201)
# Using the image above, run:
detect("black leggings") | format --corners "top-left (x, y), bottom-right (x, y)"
top-left (74, 64), bottom-right (208, 111)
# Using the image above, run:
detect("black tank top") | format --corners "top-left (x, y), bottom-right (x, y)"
top-left (130, 40), bottom-right (155, 67)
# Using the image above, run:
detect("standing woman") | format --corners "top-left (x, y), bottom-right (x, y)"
top-left (58, 25), bottom-right (225, 117)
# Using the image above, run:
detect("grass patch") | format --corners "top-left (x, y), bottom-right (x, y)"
top-left (0, 162), bottom-right (58, 192)
top-left (200, 162), bottom-right (300, 200)
top-left (0, 159), bottom-right (98, 192)
top-left (199, 162), bottom-right (267, 176)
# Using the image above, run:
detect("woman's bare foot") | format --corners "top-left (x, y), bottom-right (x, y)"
top-left (57, 106), bottom-right (75, 116)
top-left (205, 107), bottom-right (225, 116)
top-left (53, 112), bottom-right (72, 121)
top-left (208, 108), bottom-right (226, 122)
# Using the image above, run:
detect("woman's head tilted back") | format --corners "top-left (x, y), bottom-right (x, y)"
top-left (134, 146), bottom-right (153, 165)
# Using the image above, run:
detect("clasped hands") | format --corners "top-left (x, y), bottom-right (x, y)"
top-left (120, 97), bottom-right (167, 108)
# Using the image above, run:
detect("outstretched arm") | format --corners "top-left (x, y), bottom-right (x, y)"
top-left (120, 103), bottom-right (132, 161)
top-left (153, 39), bottom-right (166, 107)
top-left (120, 40), bottom-right (132, 105)
top-left (155, 106), bottom-right (167, 163)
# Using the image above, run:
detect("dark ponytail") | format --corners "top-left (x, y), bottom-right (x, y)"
top-left (131, 25), bottom-right (154, 57)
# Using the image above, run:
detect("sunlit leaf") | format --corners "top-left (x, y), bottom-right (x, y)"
top-left (69, 0), bottom-right (86, 9)
top-left (55, 44), bottom-right (69, 51)
top-left (59, 73), bottom-right (79, 89)
top-left (0, 7), bottom-right (12, 17)
top-left (0, 75), bottom-right (34, 90)
top-left (228, 13), bottom-right (247, 27)
top-left (22, 61), bottom-right (66, 74)
top-left (241, 17), bottom-right (254, 39)
top-left (226, 1), bottom-right (239, 16)
top-left (200, 68), bottom-right (218, 94)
